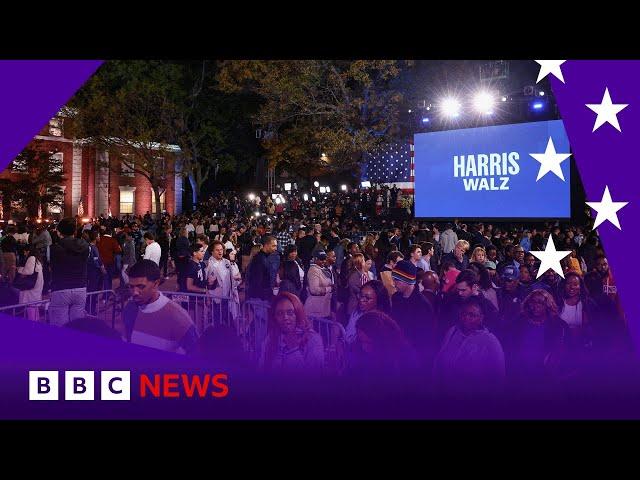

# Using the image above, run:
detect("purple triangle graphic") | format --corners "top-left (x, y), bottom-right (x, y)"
top-left (0, 60), bottom-right (103, 171)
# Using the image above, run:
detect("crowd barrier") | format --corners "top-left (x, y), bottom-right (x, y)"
top-left (0, 289), bottom-right (119, 327)
top-left (0, 291), bottom-right (348, 373)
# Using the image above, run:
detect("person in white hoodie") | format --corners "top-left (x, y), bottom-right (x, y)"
top-left (432, 296), bottom-right (505, 398)
top-left (439, 223), bottom-right (458, 255)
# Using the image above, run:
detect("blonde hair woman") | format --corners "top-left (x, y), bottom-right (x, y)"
top-left (470, 246), bottom-right (486, 264)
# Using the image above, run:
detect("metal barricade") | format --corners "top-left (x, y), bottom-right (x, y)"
top-left (162, 291), bottom-right (233, 336)
top-left (311, 317), bottom-right (348, 376)
top-left (241, 299), bottom-right (271, 362)
top-left (0, 299), bottom-right (50, 323)
top-left (85, 290), bottom-right (120, 329)
top-left (0, 289), bottom-right (119, 327)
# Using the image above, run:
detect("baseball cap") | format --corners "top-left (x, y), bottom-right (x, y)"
top-left (501, 265), bottom-right (519, 281)
top-left (313, 250), bottom-right (327, 260)
top-left (484, 261), bottom-right (497, 270)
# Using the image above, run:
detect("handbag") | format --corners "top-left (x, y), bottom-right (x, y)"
top-left (13, 269), bottom-right (38, 291)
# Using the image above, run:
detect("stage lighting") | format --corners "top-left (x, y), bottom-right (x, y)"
top-left (313, 181), bottom-right (320, 188)
top-left (531, 101), bottom-right (545, 110)
top-left (303, 194), bottom-right (309, 201)
top-left (284, 183), bottom-right (292, 191)
top-left (326, 187), bottom-right (331, 193)
top-left (473, 91), bottom-right (495, 114)
top-left (539, 91), bottom-right (545, 97)
top-left (361, 181), bottom-right (371, 188)
top-left (320, 186), bottom-right (326, 193)
top-left (248, 193), bottom-right (255, 201)
top-left (422, 117), bottom-right (430, 123)
top-left (341, 184), bottom-right (347, 191)
top-left (501, 96), bottom-right (508, 102)
top-left (441, 97), bottom-right (461, 118)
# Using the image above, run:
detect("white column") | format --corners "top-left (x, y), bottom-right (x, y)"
top-left (72, 144), bottom-right (82, 210)
top-left (95, 151), bottom-right (109, 216)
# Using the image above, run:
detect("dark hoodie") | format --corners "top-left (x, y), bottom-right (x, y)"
top-left (50, 236), bottom-right (89, 291)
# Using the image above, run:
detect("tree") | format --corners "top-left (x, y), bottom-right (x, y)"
top-left (217, 60), bottom-right (413, 173)
top-left (69, 60), bottom-right (260, 209)
top-left (69, 60), bottom-right (183, 219)
top-left (173, 61), bottom-right (260, 201)
top-left (0, 147), bottom-right (66, 218)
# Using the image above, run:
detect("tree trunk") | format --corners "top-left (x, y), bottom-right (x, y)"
top-left (152, 186), bottom-right (162, 222)
top-left (188, 173), bottom-right (198, 206)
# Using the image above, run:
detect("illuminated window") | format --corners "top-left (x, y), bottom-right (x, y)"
top-left (49, 118), bottom-right (63, 137)
top-left (50, 152), bottom-right (63, 174)
top-left (120, 189), bottom-right (134, 214)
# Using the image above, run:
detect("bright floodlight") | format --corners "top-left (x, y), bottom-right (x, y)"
top-left (248, 193), bottom-right (255, 201)
top-left (473, 91), bottom-right (495, 114)
top-left (441, 97), bottom-right (461, 118)
top-left (501, 96), bottom-right (508, 102)
top-left (284, 183), bottom-right (292, 191)
top-left (313, 181), bottom-right (320, 188)
top-left (341, 184), bottom-right (347, 191)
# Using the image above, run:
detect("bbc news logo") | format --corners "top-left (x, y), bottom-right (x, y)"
top-left (29, 371), bottom-right (229, 400)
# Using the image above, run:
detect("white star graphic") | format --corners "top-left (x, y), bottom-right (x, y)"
top-left (585, 185), bottom-right (629, 230)
top-left (529, 137), bottom-right (571, 181)
top-left (531, 238), bottom-right (571, 279)
top-left (586, 88), bottom-right (628, 132)
top-left (535, 60), bottom-right (567, 83)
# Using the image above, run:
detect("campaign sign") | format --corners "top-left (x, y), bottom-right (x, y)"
top-left (414, 120), bottom-right (571, 219)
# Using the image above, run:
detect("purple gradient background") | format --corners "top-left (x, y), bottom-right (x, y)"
top-left (0, 60), bottom-right (638, 419)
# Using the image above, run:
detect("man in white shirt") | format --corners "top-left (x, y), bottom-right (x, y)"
top-left (143, 232), bottom-right (162, 266)
top-left (185, 221), bottom-right (195, 240)
top-left (206, 240), bottom-right (232, 324)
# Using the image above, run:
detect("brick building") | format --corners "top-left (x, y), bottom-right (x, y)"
top-left (0, 115), bottom-right (184, 220)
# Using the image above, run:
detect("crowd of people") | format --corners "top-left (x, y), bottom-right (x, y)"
top-left (0, 185), bottom-right (634, 398)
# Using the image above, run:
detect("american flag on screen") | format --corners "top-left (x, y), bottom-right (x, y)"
top-left (361, 140), bottom-right (415, 193)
